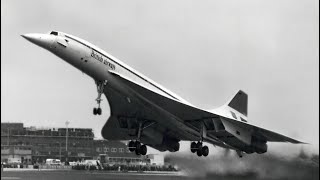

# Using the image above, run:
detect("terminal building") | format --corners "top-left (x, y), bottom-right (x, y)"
top-left (1, 123), bottom-right (164, 165)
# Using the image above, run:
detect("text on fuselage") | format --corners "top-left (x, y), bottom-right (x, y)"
top-left (91, 50), bottom-right (115, 70)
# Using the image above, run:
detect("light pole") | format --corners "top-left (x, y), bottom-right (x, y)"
top-left (65, 121), bottom-right (69, 162)
top-left (7, 128), bottom-right (10, 146)
top-left (59, 142), bottom-right (61, 160)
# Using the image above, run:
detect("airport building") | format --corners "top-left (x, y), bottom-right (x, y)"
top-left (1, 123), bottom-right (163, 165)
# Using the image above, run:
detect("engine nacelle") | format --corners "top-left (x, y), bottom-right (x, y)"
top-left (252, 141), bottom-right (268, 154)
top-left (162, 137), bottom-right (180, 152)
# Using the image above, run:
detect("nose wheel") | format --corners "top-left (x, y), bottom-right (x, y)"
top-left (93, 107), bottom-right (102, 115)
top-left (93, 80), bottom-right (107, 116)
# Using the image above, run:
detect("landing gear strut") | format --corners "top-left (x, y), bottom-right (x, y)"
top-left (190, 121), bottom-right (209, 157)
top-left (93, 80), bottom-right (107, 115)
top-left (127, 121), bottom-right (148, 155)
top-left (236, 150), bottom-right (243, 158)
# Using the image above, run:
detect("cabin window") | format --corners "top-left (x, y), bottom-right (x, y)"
top-left (104, 147), bottom-right (109, 152)
top-left (50, 31), bottom-right (58, 36)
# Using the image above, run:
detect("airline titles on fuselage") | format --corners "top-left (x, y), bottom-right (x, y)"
top-left (91, 50), bottom-right (115, 70)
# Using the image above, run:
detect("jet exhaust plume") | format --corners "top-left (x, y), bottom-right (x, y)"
top-left (165, 146), bottom-right (319, 180)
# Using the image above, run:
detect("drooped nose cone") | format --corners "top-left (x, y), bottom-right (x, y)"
top-left (21, 33), bottom-right (51, 49)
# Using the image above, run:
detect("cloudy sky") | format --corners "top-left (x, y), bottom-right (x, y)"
top-left (1, 0), bottom-right (319, 154)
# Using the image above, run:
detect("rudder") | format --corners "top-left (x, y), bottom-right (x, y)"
top-left (227, 90), bottom-right (248, 116)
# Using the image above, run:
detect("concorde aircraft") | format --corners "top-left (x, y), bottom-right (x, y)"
top-left (22, 31), bottom-right (304, 158)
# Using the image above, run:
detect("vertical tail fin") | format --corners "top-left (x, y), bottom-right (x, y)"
top-left (226, 90), bottom-right (248, 117)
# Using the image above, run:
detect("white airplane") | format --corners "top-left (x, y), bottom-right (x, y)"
top-left (22, 31), bottom-right (304, 158)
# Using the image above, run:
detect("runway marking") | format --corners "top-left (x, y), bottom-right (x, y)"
top-left (1, 177), bottom-right (21, 180)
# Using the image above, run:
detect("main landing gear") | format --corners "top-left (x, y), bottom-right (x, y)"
top-left (190, 121), bottom-right (209, 157)
top-left (93, 80), bottom-right (107, 116)
top-left (190, 141), bottom-right (209, 157)
top-left (128, 140), bottom-right (147, 155)
top-left (127, 121), bottom-right (148, 155)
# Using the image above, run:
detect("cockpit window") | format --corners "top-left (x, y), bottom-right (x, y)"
top-left (50, 31), bottom-right (58, 36)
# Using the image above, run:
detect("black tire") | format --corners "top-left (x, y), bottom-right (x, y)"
top-left (196, 141), bottom-right (202, 149)
top-left (97, 108), bottom-right (102, 115)
top-left (202, 146), bottom-right (209, 157)
top-left (135, 141), bottom-right (141, 150)
top-left (93, 108), bottom-right (97, 115)
top-left (128, 141), bottom-right (135, 152)
top-left (135, 148), bottom-right (141, 155)
top-left (190, 142), bottom-right (197, 153)
top-left (140, 145), bottom-right (147, 155)
top-left (197, 148), bottom-right (203, 157)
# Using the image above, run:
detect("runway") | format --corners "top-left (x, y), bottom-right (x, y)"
top-left (1, 170), bottom-right (186, 180)
top-left (0, 170), bottom-right (260, 180)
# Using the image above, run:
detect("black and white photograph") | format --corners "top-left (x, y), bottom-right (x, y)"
top-left (1, 0), bottom-right (319, 180)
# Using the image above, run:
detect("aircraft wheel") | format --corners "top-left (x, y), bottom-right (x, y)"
top-left (190, 142), bottom-right (197, 153)
top-left (202, 146), bottom-right (209, 157)
top-left (97, 108), bottom-right (102, 115)
top-left (93, 108), bottom-right (97, 115)
top-left (196, 141), bottom-right (202, 149)
top-left (128, 141), bottom-right (135, 152)
top-left (135, 141), bottom-right (141, 150)
top-left (135, 148), bottom-right (141, 155)
top-left (140, 145), bottom-right (147, 155)
top-left (197, 147), bottom-right (203, 157)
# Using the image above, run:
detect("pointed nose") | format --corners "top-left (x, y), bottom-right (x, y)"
top-left (21, 34), bottom-right (31, 40)
top-left (21, 33), bottom-right (39, 43)
top-left (21, 33), bottom-right (51, 49)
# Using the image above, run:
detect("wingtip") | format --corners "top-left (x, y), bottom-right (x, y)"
top-left (291, 140), bottom-right (308, 144)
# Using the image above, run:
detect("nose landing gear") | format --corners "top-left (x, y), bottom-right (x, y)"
top-left (93, 107), bottom-right (102, 115)
top-left (93, 80), bottom-right (107, 116)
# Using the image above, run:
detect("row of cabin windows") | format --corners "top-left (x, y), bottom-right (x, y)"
top-left (96, 147), bottom-right (127, 153)
top-left (1, 146), bottom-right (31, 150)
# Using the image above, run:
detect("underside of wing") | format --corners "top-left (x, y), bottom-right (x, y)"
top-left (222, 118), bottom-right (304, 144)
top-left (102, 70), bottom-right (304, 153)
top-left (107, 70), bottom-right (217, 121)
top-left (101, 71), bottom-right (211, 148)
top-left (101, 71), bottom-right (226, 148)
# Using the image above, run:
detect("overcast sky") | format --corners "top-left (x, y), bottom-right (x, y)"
top-left (1, 0), bottom-right (319, 154)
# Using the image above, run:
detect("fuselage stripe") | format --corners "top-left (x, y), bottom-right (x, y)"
top-left (64, 35), bottom-right (179, 101)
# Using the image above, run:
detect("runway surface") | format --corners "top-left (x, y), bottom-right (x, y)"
top-left (0, 170), bottom-right (261, 180)
top-left (1, 170), bottom-right (188, 180)
top-left (1, 168), bottom-right (319, 180)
